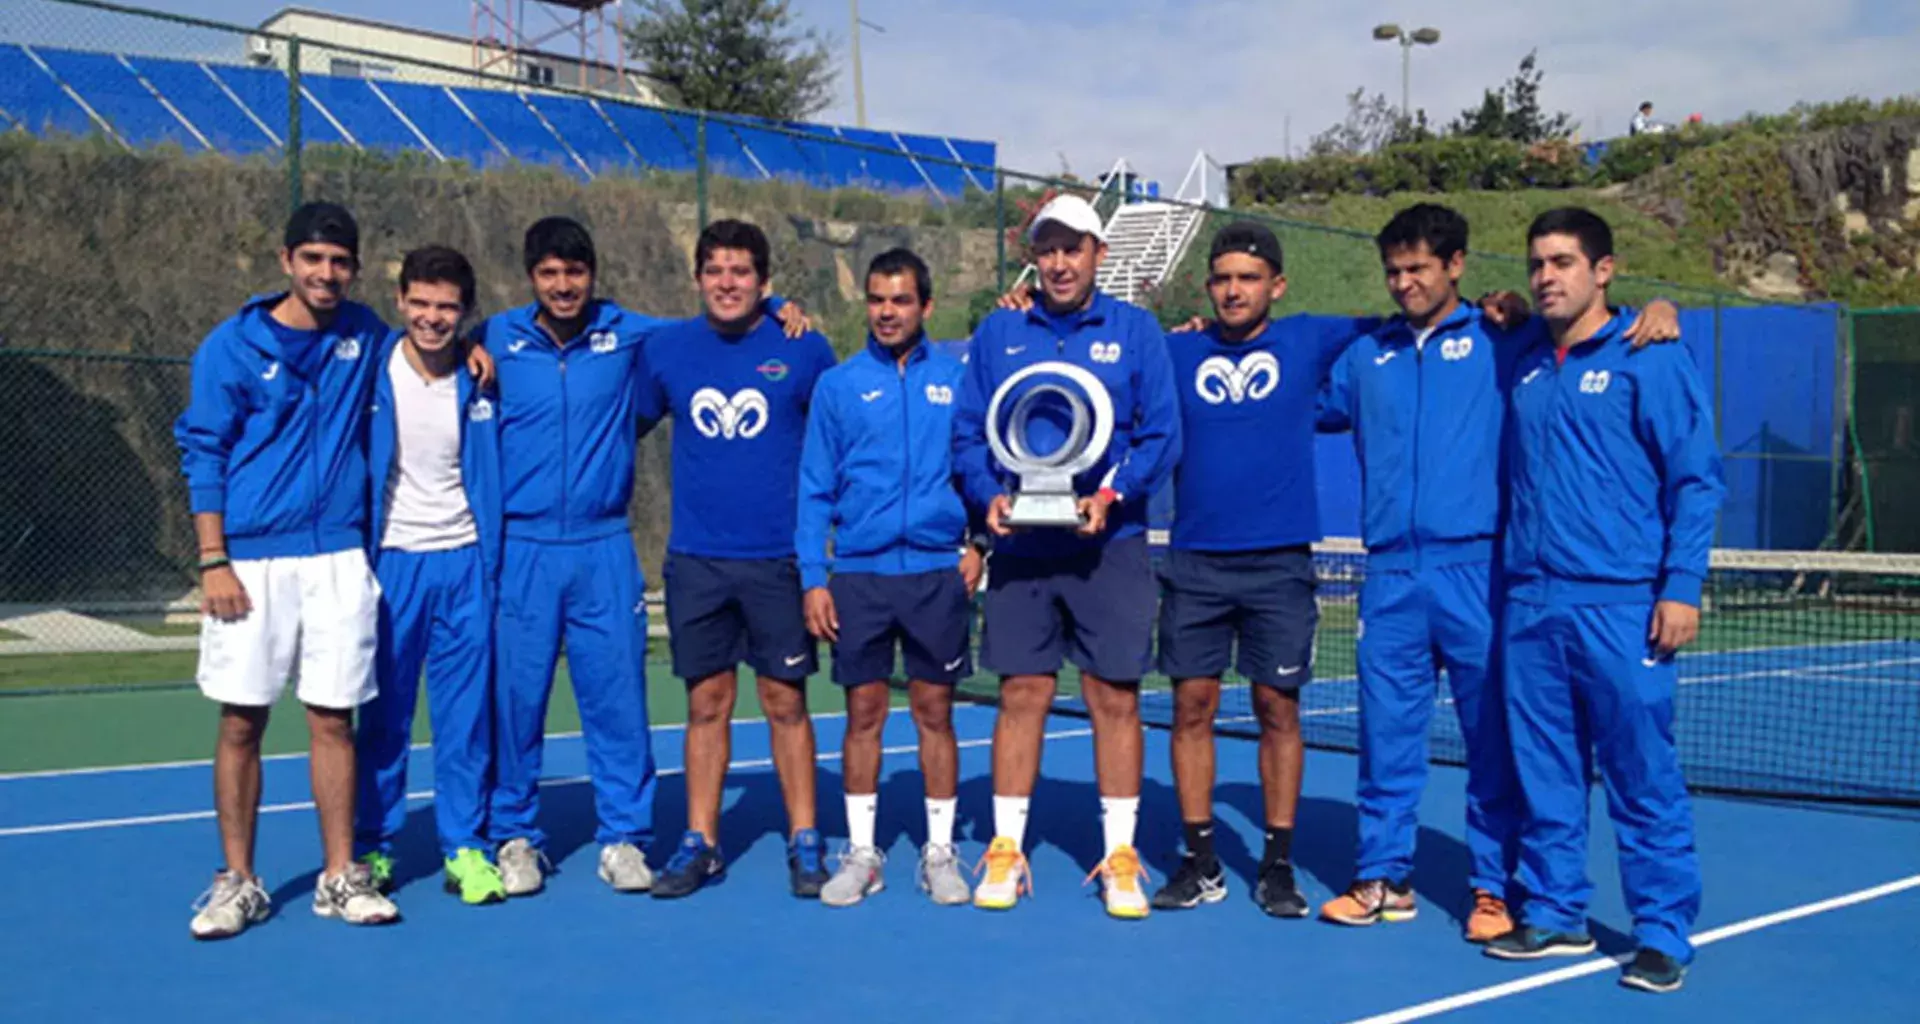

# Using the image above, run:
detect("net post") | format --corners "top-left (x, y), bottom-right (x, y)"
top-left (287, 35), bottom-right (303, 215)
top-left (1712, 291), bottom-right (1724, 547)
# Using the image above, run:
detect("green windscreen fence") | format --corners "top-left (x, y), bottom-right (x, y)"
top-left (1851, 308), bottom-right (1920, 552)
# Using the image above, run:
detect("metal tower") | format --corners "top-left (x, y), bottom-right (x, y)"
top-left (470, 0), bottom-right (628, 94)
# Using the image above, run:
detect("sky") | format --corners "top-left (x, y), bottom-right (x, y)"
top-left (53, 0), bottom-right (1920, 186)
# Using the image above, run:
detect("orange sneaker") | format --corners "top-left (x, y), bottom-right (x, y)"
top-left (971, 836), bottom-right (1032, 910)
top-left (1319, 878), bottom-right (1417, 926)
top-left (1083, 845), bottom-right (1151, 919)
top-left (1465, 888), bottom-right (1513, 943)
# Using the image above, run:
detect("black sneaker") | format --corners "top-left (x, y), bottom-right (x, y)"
top-left (1483, 926), bottom-right (1598, 960)
top-left (651, 831), bottom-right (724, 899)
top-left (1253, 859), bottom-right (1309, 918)
top-left (1150, 854), bottom-right (1228, 910)
top-left (788, 828), bottom-right (829, 898)
top-left (1620, 947), bottom-right (1686, 993)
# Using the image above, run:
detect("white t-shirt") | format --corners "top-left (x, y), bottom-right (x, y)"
top-left (380, 344), bottom-right (479, 552)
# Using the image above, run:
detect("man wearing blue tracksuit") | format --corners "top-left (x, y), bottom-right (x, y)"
top-left (1485, 208), bottom-right (1723, 997)
top-left (952, 195), bottom-right (1182, 918)
top-left (1314, 205), bottom-right (1526, 940)
top-left (352, 246), bottom-right (506, 906)
top-left (798, 248), bottom-right (980, 909)
top-left (478, 217), bottom-right (671, 898)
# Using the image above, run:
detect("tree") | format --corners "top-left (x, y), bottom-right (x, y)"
top-left (625, 0), bottom-right (837, 121)
top-left (1308, 88), bottom-right (1431, 157)
top-left (1448, 51), bottom-right (1575, 143)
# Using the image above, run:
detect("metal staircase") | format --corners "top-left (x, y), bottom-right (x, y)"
top-left (1014, 150), bottom-right (1228, 305)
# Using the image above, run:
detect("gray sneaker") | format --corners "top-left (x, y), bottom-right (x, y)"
top-left (821, 845), bottom-right (886, 907)
top-left (918, 843), bottom-right (972, 906)
top-left (189, 871), bottom-right (270, 940)
top-left (598, 842), bottom-right (654, 893)
top-left (312, 865), bottom-right (400, 925)
top-left (497, 838), bottom-right (547, 897)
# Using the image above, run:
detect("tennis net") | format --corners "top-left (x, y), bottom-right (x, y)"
top-left (954, 540), bottom-right (1920, 807)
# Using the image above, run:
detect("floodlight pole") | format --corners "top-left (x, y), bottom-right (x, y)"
top-left (851, 0), bottom-right (865, 127)
top-left (1373, 24), bottom-right (1441, 120)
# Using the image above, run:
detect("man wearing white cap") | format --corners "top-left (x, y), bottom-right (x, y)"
top-left (951, 194), bottom-right (1182, 919)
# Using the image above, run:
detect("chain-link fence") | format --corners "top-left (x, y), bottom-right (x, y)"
top-left (0, 0), bottom-right (1856, 695)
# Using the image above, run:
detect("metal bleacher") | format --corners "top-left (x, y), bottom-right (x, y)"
top-left (2, 41), bottom-right (997, 198)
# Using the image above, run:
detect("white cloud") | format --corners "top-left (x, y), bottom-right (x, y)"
top-left (802, 0), bottom-right (1920, 186)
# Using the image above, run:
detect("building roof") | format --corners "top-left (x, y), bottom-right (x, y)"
top-left (258, 5), bottom-right (653, 85)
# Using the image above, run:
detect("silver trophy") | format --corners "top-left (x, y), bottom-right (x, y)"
top-left (985, 361), bottom-right (1116, 528)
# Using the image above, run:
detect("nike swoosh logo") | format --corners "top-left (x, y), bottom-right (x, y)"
top-left (508, 340), bottom-right (530, 353)
top-left (1373, 352), bottom-right (1395, 366)
top-left (784, 654), bottom-right (807, 667)
top-left (1522, 368), bottom-right (1543, 384)
top-left (861, 390), bottom-right (883, 402)
top-left (1005, 345), bottom-right (1026, 355)
top-left (1641, 656), bottom-right (1664, 668)
top-left (1276, 665), bottom-right (1303, 676)
top-left (945, 657), bottom-right (965, 671)
top-left (261, 362), bottom-right (279, 380)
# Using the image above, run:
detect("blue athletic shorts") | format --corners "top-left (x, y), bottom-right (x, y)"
top-left (828, 569), bottom-right (972, 686)
top-left (1156, 545), bottom-right (1318, 689)
top-left (664, 553), bottom-right (817, 682)
top-left (980, 535), bottom-right (1156, 683)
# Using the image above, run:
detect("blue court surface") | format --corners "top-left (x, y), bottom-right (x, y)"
top-left (1, 702), bottom-right (1915, 1023)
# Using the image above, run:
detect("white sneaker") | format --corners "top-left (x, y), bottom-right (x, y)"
top-left (598, 842), bottom-right (655, 893)
top-left (1084, 845), bottom-right (1150, 920)
top-left (971, 836), bottom-right (1031, 910)
top-left (497, 838), bottom-right (546, 897)
top-left (312, 865), bottom-right (400, 925)
top-left (918, 844), bottom-right (972, 906)
top-left (821, 845), bottom-right (886, 907)
top-left (189, 870), bottom-right (270, 940)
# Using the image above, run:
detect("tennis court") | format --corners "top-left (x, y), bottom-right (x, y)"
top-left (1, 545), bottom-right (1915, 1022)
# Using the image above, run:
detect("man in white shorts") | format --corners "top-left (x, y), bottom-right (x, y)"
top-left (174, 202), bottom-right (400, 937)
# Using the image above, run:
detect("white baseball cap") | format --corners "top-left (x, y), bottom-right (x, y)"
top-left (1027, 194), bottom-right (1106, 243)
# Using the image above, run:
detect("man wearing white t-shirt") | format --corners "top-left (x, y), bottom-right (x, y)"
top-left (352, 246), bottom-right (508, 906)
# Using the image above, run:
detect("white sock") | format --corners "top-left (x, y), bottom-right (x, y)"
top-left (992, 795), bottom-right (1030, 847)
top-left (926, 797), bottom-right (957, 848)
top-left (846, 793), bottom-right (877, 850)
top-left (1101, 796), bottom-right (1139, 858)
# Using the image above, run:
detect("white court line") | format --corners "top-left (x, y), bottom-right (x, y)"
top-left (0, 725), bottom-right (1093, 838)
top-left (1344, 873), bottom-right (1920, 1024)
top-left (0, 705), bottom-right (890, 782)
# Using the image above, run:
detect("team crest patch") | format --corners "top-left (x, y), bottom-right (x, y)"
top-left (589, 331), bottom-right (618, 354)
top-left (924, 384), bottom-right (954, 405)
top-left (757, 359), bottom-right (790, 382)
top-left (333, 336), bottom-right (362, 360)
top-left (468, 397), bottom-right (494, 422)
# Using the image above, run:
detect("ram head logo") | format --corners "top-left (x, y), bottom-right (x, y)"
top-left (689, 387), bottom-right (770, 439)
top-left (1194, 351), bottom-right (1281, 405)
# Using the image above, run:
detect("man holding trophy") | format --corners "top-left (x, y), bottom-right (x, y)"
top-left (951, 195), bottom-right (1182, 919)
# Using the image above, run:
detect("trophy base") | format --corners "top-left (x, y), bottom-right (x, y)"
top-left (1004, 492), bottom-right (1084, 529)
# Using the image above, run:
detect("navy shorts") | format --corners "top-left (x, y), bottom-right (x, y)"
top-left (664, 554), bottom-right (818, 683)
top-left (981, 535), bottom-right (1156, 683)
top-left (1157, 546), bottom-right (1318, 690)
top-left (828, 569), bottom-right (973, 686)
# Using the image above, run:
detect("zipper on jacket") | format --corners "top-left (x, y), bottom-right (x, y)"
top-left (898, 356), bottom-right (911, 574)
top-left (1410, 338), bottom-right (1423, 563)
top-left (558, 352), bottom-right (570, 534)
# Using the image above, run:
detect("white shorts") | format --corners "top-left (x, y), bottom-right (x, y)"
top-left (196, 548), bottom-right (381, 710)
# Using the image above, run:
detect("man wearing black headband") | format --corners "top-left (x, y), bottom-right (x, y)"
top-left (1150, 221), bottom-right (1376, 918)
top-left (176, 201), bottom-right (401, 937)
